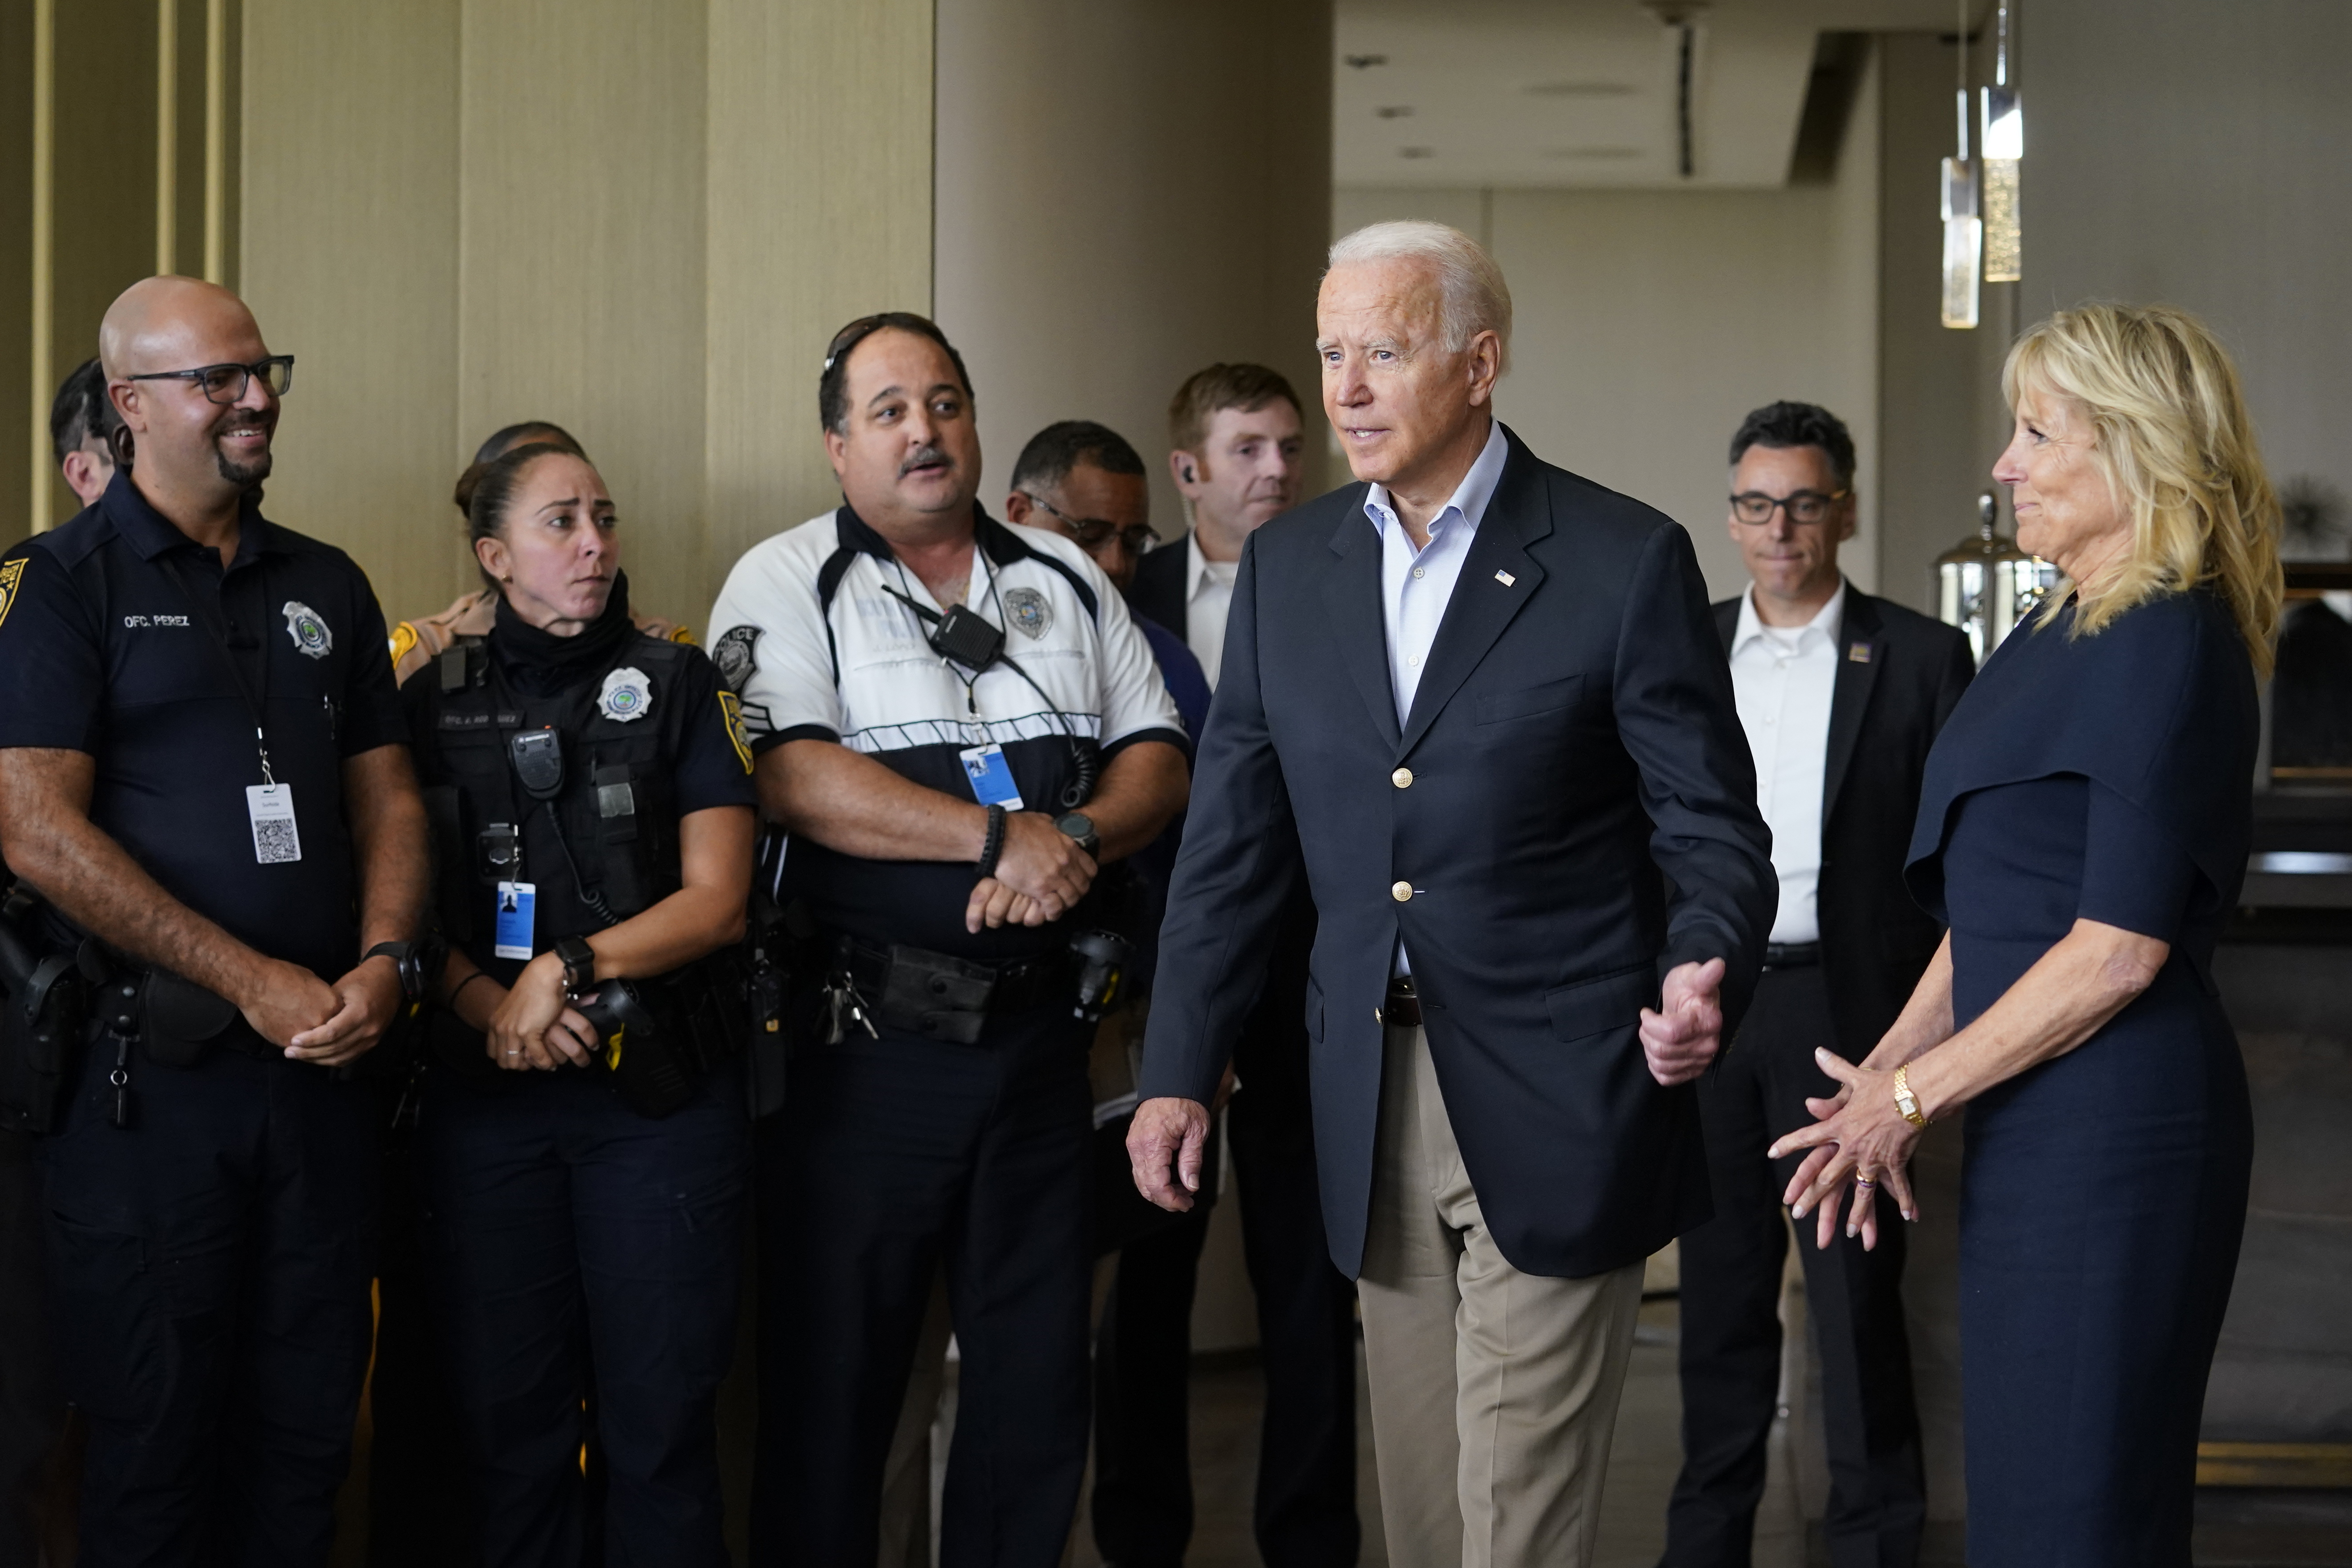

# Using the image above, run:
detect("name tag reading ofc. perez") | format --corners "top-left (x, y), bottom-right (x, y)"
top-left (246, 783), bottom-right (303, 864)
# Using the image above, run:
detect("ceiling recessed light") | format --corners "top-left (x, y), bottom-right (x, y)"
top-left (1525, 80), bottom-right (1639, 97)
top-left (1374, 105), bottom-right (1415, 119)
top-left (1398, 146), bottom-right (1437, 159)
top-left (1542, 146), bottom-right (1644, 159)
top-left (1343, 53), bottom-right (1390, 69)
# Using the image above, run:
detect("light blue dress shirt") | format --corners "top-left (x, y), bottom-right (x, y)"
top-left (1363, 419), bottom-right (1509, 974)
top-left (1365, 419), bottom-right (1511, 727)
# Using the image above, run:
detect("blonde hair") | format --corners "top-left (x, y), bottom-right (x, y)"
top-left (2003, 303), bottom-right (2283, 675)
top-left (1327, 221), bottom-right (1513, 376)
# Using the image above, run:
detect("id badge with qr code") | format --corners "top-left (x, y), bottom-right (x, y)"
top-left (246, 784), bottom-right (303, 864)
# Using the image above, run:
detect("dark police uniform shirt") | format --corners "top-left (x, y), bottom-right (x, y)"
top-left (707, 506), bottom-right (1184, 963)
top-left (0, 471), bottom-right (405, 982)
top-left (396, 615), bottom-right (759, 985)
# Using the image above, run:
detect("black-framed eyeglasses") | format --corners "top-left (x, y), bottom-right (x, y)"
top-left (1730, 488), bottom-right (1849, 526)
top-left (126, 355), bottom-right (295, 406)
top-left (1021, 492), bottom-right (1155, 557)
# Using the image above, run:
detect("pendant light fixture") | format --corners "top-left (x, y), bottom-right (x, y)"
top-left (1940, 0), bottom-right (1980, 329)
top-left (1980, 0), bottom-right (2022, 281)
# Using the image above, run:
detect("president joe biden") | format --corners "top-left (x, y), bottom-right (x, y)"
top-left (1128, 221), bottom-right (1774, 1568)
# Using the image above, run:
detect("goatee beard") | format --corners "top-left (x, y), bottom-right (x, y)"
top-left (215, 444), bottom-right (272, 488)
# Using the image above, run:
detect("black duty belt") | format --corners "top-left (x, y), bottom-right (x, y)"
top-left (1762, 941), bottom-right (1822, 969)
top-left (1379, 975), bottom-right (1423, 1029)
top-left (836, 936), bottom-right (1076, 1045)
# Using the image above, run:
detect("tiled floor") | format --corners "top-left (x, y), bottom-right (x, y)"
top-left (332, 1281), bottom-right (2352, 1567)
top-left (1036, 1298), bottom-right (2352, 1568)
top-left (1050, 1298), bottom-right (1796, 1568)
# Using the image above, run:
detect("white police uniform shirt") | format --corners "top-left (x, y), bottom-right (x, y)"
top-left (707, 504), bottom-right (1185, 962)
top-left (1727, 579), bottom-right (1844, 944)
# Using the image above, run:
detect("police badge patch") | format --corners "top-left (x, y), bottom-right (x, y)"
top-left (1003, 586), bottom-right (1052, 640)
top-left (0, 559), bottom-right (23, 630)
top-left (282, 601), bottom-right (333, 658)
top-left (713, 624), bottom-right (761, 692)
top-left (599, 666), bottom-right (653, 722)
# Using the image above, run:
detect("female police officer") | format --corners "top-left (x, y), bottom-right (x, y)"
top-left (404, 440), bottom-right (756, 1566)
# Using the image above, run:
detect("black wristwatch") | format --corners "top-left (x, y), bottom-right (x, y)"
top-left (365, 939), bottom-right (443, 1006)
top-left (554, 936), bottom-right (598, 1000)
top-left (1054, 811), bottom-right (1099, 858)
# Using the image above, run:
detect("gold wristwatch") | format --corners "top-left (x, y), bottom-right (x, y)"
top-left (1893, 1064), bottom-right (1929, 1127)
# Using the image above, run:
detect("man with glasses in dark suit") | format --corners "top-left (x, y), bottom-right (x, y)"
top-left (1659, 400), bottom-right (1973, 1568)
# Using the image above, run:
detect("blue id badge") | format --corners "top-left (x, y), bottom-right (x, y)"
top-left (957, 744), bottom-right (1025, 810)
top-left (494, 881), bottom-right (536, 960)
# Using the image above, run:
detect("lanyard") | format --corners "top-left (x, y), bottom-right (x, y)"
top-left (157, 549), bottom-right (276, 784)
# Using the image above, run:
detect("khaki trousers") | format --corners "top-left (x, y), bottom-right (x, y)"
top-left (1357, 1024), bottom-right (1645, 1568)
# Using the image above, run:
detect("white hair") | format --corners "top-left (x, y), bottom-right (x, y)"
top-left (1326, 220), bottom-right (1513, 375)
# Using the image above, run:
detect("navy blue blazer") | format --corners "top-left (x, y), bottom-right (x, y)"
top-left (1139, 426), bottom-right (1775, 1279)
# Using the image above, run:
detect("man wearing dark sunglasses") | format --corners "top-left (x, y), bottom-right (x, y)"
top-left (0, 277), bottom-right (426, 1568)
top-left (1662, 401), bottom-right (1973, 1568)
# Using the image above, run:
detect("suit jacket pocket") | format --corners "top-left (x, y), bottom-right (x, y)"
top-left (1475, 673), bottom-right (1588, 725)
top-left (1544, 962), bottom-right (1655, 1045)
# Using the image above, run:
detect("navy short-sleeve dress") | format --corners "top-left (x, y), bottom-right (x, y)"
top-left (1905, 589), bottom-right (2257, 1566)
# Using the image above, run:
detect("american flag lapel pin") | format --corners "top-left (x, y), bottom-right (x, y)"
top-left (1495, 570), bottom-right (1516, 587)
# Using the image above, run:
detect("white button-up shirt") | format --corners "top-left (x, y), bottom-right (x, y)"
top-left (1367, 420), bottom-right (1509, 727)
top-left (1728, 580), bottom-right (1846, 944)
top-left (1183, 534), bottom-right (1239, 689)
top-left (1366, 420), bottom-right (1508, 974)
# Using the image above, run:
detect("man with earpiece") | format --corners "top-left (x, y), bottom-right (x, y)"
top-left (706, 312), bottom-right (1189, 1568)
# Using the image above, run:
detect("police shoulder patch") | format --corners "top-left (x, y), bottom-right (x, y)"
top-left (718, 691), bottom-right (754, 773)
top-left (713, 624), bottom-right (761, 692)
top-left (1003, 586), bottom-right (1052, 640)
top-left (0, 559), bottom-right (23, 630)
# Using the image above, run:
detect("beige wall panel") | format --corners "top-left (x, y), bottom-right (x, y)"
top-left (48, 0), bottom-right (161, 529)
top-left (934, 0), bottom-right (1332, 548)
top-left (1340, 93), bottom-right (1884, 607)
top-left (2031, 0), bottom-right (2352, 520)
top-left (1492, 186), bottom-right (1876, 603)
top-left (703, 0), bottom-right (934, 614)
top-left (240, 0), bottom-right (460, 624)
top-left (1874, 33), bottom-right (2013, 619)
top-left (458, 0), bottom-right (708, 628)
top-left (3, 0), bottom-right (34, 541)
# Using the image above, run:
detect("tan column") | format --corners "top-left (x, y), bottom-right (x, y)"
top-left (239, 0), bottom-right (936, 626)
top-left (28, 0), bottom-right (56, 533)
top-left (932, 0), bottom-right (1333, 536)
top-left (703, 0), bottom-right (935, 599)
top-left (240, 0), bottom-right (464, 621)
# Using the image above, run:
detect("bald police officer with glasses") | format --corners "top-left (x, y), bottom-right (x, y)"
top-left (0, 278), bottom-right (427, 1568)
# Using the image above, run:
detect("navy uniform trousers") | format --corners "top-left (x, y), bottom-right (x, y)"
top-left (0, 1128), bottom-right (64, 1568)
top-left (419, 1060), bottom-right (749, 1568)
top-left (36, 1040), bottom-right (380, 1568)
top-left (754, 995), bottom-right (1093, 1568)
top-left (1091, 913), bottom-right (1361, 1568)
top-left (1665, 963), bottom-right (1925, 1568)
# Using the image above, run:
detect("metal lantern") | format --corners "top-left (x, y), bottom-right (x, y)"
top-left (1936, 493), bottom-right (2057, 664)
